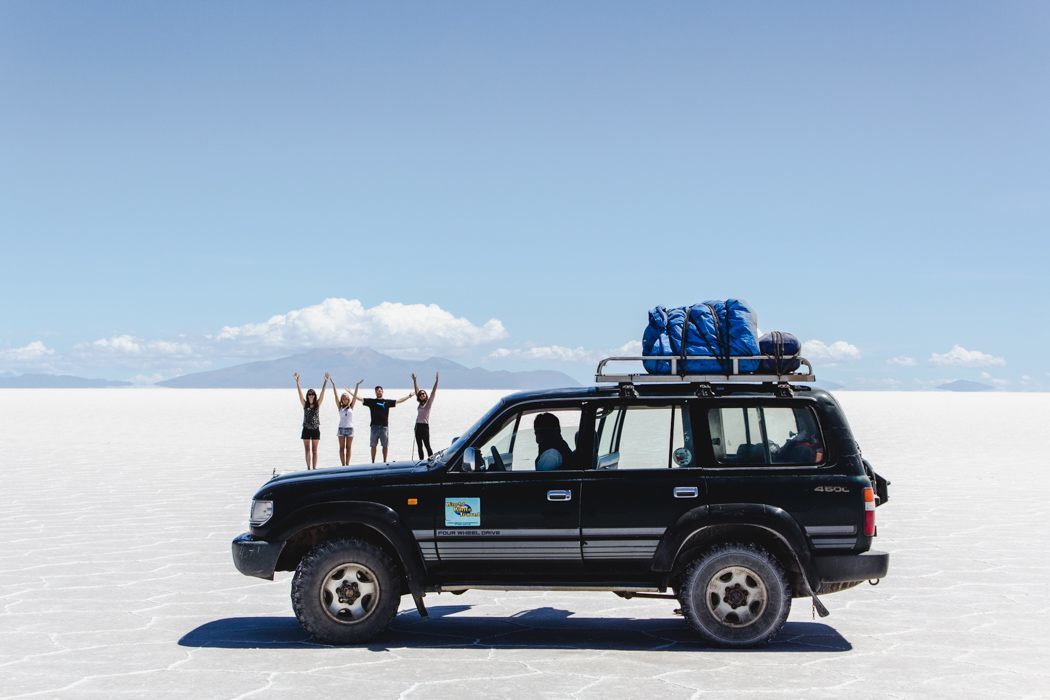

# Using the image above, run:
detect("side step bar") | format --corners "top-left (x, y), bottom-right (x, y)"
top-left (431, 585), bottom-right (663, 593)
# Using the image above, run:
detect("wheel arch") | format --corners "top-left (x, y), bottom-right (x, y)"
top-left (272, 501), bottom-right (427, 598)
top-left (653, 504), bottom-right (818, 596)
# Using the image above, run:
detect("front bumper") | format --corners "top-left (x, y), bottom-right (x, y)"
top-left (231, 532), bottom-right (285, 579)
top-left (815, 550), bottom-right (889, 583)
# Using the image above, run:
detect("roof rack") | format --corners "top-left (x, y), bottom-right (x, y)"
top-left (594, 355), bottom-right (815, 385)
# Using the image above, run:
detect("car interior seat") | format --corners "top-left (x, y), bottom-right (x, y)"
top-left (736, 443), bottom-right (766, 463)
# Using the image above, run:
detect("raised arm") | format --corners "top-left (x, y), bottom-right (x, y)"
top-left (317, 374), bottom-right (329, 405)
top-left (411, 373), bottom-right (419, 395)
top-left (396, 391), bottom-right (414, 404)
top-left (294, 372), bottom-right (305, 407)
top-left (349, 379), bottom-right (363, 408)
top-left (428, 371), bottom-right (439, 405)
top-left (330, 375), bottom-right (340, 407)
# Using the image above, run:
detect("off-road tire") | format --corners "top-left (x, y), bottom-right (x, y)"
top-left (291, 538), bottom-right (401, 644)
top-left (678, 543), bottom-right (792, 647)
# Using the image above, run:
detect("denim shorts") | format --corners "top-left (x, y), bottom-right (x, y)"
top-left (369, 425), bottom-right (389, 448)
top-left (337, 427), bottom-right (354, 438)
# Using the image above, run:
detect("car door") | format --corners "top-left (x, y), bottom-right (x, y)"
top-left (429, 404), bottom-right (585, 579)
top-left (701, 400), bottom-right (861, 550)
top-left (579, 399), bottom-right (704, 575)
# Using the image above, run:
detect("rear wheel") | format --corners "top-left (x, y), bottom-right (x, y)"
top-left (678, 543), bottom-right (791, 647)
top-left (291, 538), bottom-right (401, 644)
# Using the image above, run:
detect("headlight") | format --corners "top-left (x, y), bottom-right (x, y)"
top-left (249, 499), bottom-right (274, 526)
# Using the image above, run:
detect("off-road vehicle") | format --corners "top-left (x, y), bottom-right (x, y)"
top-left (232, 355), bottom-right (889, 647)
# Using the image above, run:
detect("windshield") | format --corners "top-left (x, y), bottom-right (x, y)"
top-left (442, 398), bottom-right (507, 464)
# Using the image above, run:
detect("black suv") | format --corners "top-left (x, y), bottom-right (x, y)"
top-left (232, 374), bottom-right (889, 648)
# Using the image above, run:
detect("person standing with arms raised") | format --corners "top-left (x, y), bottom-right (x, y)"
top-left (411, 371), bottom-right (439, 458)
top-left (294, 372), bottom-right (328, 470)
top-left (362, 384), bottom-right (413, 463)
top-left (330, 376), bottom-right (363, 466)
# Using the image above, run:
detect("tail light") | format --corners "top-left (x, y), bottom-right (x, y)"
top-left (863, 487), bottom-right (876, 536)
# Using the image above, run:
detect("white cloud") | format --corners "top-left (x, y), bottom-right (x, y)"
top-left (490, 339), bottom-right (641, 364)
top-left (616, 340), bottom-right (643, 355)
top-left (218, 298), bottom-right (507, 354)
top-left (887, 355), bottom-right (917, 367)
top-left (490, 345), bottom-right (595, 362)
top-left (802, 339), bottom-right (861, 362)
top-left (0, 341), bottom-right (56, 362)
top-left (148, 340), bottom-right (193, 355)
top-left (1020, 375), bottom-right (1043, 391)
top-left (523, 345), bottom-right (593, 362)
top-left (89, 335), bottom-right (142, 353)
top-left (929, 345), bottom-right (1005, 367)
top-left (81, 335), bottom-right (192, 356)
top-left (979, 371), bottom-right (1009, 387)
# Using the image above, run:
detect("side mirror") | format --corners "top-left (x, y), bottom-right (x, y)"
top-left (462, 446), bottom-right (480, 472)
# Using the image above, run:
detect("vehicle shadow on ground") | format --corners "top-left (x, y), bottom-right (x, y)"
top-left (179, 605), bottom-right (851, 652)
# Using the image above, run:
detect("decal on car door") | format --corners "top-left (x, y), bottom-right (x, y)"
top-left (444, 497), bottom-right (481, 527)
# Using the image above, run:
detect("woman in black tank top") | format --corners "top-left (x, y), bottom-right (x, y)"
top-left (295, 372), bottom-right (328, 469)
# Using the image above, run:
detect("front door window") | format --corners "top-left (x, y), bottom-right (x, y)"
top-left (474, 407), bottom-right (582, 472)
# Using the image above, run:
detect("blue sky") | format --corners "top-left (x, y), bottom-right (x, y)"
top-left (1, 2), bottom-right (1047, 388)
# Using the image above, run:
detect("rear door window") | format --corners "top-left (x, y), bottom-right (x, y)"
top-left (708, 405), bottom-right (825, 466)
top-left (593, 403), bottom-right (694, 469)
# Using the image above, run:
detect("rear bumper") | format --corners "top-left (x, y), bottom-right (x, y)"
top-left (231, 532), bottom-right (285, 579)
top-left (815, 550), bottom-right (889, 583)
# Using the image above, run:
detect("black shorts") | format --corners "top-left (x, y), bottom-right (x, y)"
top-left (301, 427), bottom-right (320, 440)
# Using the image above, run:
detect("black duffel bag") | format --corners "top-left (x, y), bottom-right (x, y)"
top-left (758, 331), bottom-right (802, 373)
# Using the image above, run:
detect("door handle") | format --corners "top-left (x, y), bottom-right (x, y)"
top-left (547, 489), bottom-right (572, 502)
top-left (673, 486), bottom-right (699, 499)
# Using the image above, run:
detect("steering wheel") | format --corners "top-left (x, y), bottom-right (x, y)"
top-left (489, 446), bottom-right (507, 472)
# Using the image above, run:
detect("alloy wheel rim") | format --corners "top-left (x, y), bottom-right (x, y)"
top-left (705, 565), bottom-right (768, 628)
top-left (320, 562), bottom-right (380, 624)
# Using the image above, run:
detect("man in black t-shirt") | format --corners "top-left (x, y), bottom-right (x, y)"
top-left (362, 385), bottom-right (414, 463)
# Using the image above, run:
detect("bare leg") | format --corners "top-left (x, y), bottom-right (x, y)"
top-left (311, 439), bottom-right (319, 469)
top-left (346, 436), bottom-right (354, 465)
top-left (382, 445), bottom-right (389, 462)
top-left (303, 439), bottom-right (311, 468)
top-left (371, 446), bottom-right (377, 463)
top-left (337, 436), bottom-right (347, 466)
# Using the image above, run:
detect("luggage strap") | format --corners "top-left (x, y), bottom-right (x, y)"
top-left (704, 302), bottom-right (730, 373)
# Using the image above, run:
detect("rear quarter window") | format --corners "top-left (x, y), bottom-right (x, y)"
top-left (707, 405), bottom-right (826, 467)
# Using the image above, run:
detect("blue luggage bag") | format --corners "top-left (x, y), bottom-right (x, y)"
top-left (642, 299), bottom-right (760, 374)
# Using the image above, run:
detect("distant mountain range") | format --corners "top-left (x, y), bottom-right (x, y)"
top-left (157, 347), bottom-right (580, 389)
top-left (937, 379), bottom-right (995, 392)
top-left (0, 373), bottom-right (131, 388)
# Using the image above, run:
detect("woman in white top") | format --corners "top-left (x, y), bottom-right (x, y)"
top-left (331, 377), bottom-right (363, 466)
top-left (411, 371), bottom-right (439, 459)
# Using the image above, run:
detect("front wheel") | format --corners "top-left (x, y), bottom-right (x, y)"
top-left (678, 543), bottom-right (791, 647)
top-left (291, 538), bottom-right (401, 644)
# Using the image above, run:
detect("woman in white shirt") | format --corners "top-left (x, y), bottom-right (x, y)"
top-left (331, 377), bottom-right (363, 466)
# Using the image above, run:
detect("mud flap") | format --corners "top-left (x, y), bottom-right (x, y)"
top-left (798, 572), bottom-right (830, 619)
top-left (412, 593), bottom-right (429, 618)
top-left (811, 593), bottom-right (830, 618)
